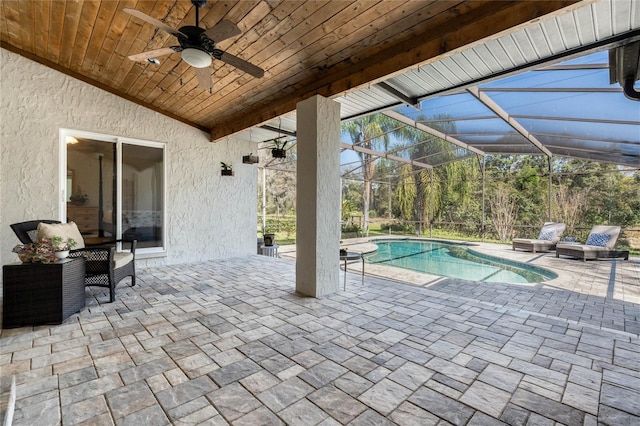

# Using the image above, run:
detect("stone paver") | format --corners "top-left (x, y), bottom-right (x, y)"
top-left (0, 250), bottom-right (638, 425)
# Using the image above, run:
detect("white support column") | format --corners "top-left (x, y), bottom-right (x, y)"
top-left (296, 95), bottom-right (341, 297)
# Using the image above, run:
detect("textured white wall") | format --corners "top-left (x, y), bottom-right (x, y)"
top-left (0, 48), bottom-right (258, 269)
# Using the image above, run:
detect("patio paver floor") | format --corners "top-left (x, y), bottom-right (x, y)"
top-left (1, 245), bottom-right (639, 425)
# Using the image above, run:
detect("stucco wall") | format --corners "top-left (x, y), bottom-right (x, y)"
top-left (0, 48), bottom-right (258, 270)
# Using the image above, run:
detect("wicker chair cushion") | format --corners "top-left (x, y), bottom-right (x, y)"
top-left (114, 252), bottom-right (134, 269)
top-left (37, 222), bottom-right (85, 249)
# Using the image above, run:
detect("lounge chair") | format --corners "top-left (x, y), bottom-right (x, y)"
top-left (556, 225), bottom-right (628, 261)
top-left (512, 222), bottom-right (566, 253)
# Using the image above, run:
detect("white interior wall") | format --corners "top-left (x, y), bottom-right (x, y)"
top-left (0, 48), bottom-right (258, 270)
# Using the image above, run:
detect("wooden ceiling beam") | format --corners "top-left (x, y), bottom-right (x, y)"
top-left (209, 0), bottom-right (579, 141)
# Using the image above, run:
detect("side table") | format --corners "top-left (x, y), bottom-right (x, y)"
top-left (3, 257), bottom-right (86, 328)
top-left (260, 244), bottom-right (279, 257)
top-left (340, 252), bottom-right (365, 290)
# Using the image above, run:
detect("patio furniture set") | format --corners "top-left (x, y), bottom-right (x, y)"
top-left (512, 222), bottom-right (629, 261)
top-left (4, 220), bottom-right (137, 327)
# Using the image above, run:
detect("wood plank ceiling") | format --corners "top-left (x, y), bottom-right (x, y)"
top-left (1, 0), bottom-right (579, 142)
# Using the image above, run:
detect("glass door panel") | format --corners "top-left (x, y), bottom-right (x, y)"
top-left (121, 144), bottom-right (164, 249)
top-left (66, 139), bottom-right (116, 244)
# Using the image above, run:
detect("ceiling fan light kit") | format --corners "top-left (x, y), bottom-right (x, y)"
top-left (182, 48), bottom-right (212, 68)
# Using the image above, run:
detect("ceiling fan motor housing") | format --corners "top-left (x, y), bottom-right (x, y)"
top-left (178, 26), bottom-right (214, 52)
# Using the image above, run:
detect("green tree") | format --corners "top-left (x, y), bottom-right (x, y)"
top-left (392, 115), bottom-right (465, 233)
top-left (342, 114), bottom-right (395, 233)
top-left (489, 181), bottom-right (519, 241)
top-left (395, 164), bottom-right (416, 221)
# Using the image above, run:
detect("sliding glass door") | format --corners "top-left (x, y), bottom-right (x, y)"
top-left (121, 143), bottom-right (164, 249)
top-left (62, 130), bottom-right (165, 253)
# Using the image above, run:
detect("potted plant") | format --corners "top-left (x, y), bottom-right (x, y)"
top-left (12, 238), bottom-right (57, 263)
top-left (242, 153), bottom-right (259, 164)
top-left (221, 162), bottom-right (234, 176)
top-left (270, 137), bottom-right (288, 159)
top-left (263, 231), bottom-right (276, 246)
top-left (51, 236), bottom-right (78, 259)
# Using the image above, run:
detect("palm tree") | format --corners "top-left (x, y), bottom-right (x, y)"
top-left (342, 114), bottom-right (395, 234)
top-left (392, 115), bottom-right (458, 233)
top-left (395, 164), bottom-right (416, 221)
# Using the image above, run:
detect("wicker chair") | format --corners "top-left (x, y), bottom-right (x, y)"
top-left (10, 220), bottom-right (136, 302)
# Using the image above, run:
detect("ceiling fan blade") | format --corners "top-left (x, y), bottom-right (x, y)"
top-left (196, 67), bottom-right (213, 90)
top-left (128, 47), bottom-right (176, 62)
top-left (204, 20), bottom-right (242, 42)
top-left (123, 8), bottom-right (185, 38)
top-left (219, 52), bottom-right (264, 78)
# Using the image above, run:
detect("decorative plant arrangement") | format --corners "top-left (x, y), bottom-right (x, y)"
top-left (270, 136), bottom-right (289, 159)
top-left (221, 162), bottom-right (234, 176)
top-left (51, 236), bottom-right (78, 259)
top-left (13, 238), bottom-right (57, 263)
top-left (242, 153), bottom-right (259, 164)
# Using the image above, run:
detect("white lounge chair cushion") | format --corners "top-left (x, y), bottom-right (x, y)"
top-left (114, 252), bottom-right (134, 269)
top-left (586, 225), bottom-right (621, 249)
top-left (556, 243), bottom-right (609, 252)
top-left (556, 225), bottom-right (622, 253)
top-left (513, 238), bottom-right (555, 245)
top-left (538, 222), bottom-right (566, 243)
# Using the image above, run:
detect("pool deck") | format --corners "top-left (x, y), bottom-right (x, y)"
top-left (1, 239), bottom-right (639, 425)
top-left (307, 237), bottom-right (640, 306)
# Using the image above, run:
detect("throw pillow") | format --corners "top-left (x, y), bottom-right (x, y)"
top-left (37, 222), bottom-right (85, 249)
top-left (538, 229), bottom-right (556, 241)
top-left (585, 233), bottom-right (610, 247)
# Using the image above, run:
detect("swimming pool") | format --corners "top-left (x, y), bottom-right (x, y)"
top-left (366, 239), bottom-right (556, 283)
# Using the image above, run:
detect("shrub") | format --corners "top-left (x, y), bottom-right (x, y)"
top-left (380, 222), bottom-right (415, 234)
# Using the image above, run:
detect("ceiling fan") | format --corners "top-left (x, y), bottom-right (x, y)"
top-left (124, 0), bottom-right (264, 91)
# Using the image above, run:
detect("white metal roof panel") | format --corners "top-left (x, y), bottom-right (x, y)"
top-left (242, 0), bottom-right (639, 168)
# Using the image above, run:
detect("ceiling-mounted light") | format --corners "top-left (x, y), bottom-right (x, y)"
top-left (66, 136), bottom-right (78, 144)
top-left (146, 57), bottom-right (160, 65)
top-left (181, 48), bottom-right (212, 68)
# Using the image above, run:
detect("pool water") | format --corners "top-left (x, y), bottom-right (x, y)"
top-left (366, 239), bottom-right (556, 283)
